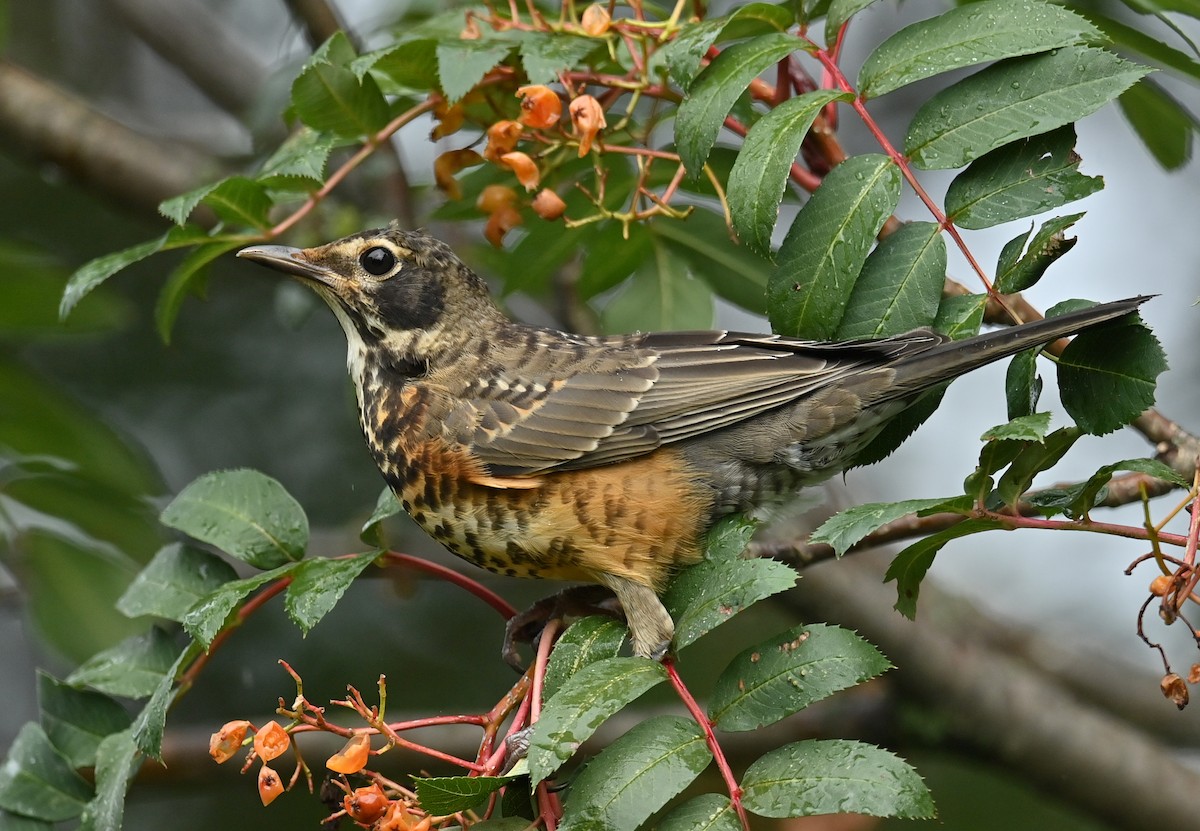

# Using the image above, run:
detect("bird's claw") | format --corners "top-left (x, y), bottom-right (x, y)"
top-left (501, 585), bottom-right (623, 672)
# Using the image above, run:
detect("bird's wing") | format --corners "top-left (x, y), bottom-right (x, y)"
top-left (448, 327), bottom-right (946, 478)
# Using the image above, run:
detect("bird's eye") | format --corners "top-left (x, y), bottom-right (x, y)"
top-left (360, 246), bottom-right (397, 276)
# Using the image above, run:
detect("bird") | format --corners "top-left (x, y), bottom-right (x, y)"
top-left (237, 224), bottom-right (1147, 662)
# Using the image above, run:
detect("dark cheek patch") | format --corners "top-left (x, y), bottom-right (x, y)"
top-left (373, 267), bottom-right (445, 330)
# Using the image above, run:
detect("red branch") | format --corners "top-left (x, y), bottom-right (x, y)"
top-left (384, 551), bottom-right (517, 620)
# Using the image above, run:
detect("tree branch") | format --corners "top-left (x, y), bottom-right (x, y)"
top-left (281, 0), bottom-right (351, 50)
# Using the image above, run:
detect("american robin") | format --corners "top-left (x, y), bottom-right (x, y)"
top-left (238, 225), bottom-right (1147, 661)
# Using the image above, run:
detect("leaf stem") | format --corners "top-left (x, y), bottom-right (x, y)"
top-left (384, 551), bottom-right (518, 619)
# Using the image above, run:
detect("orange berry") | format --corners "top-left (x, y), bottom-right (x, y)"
top-left (209, 719), bottom-right (251, 764)
top-left (434, 149), bottom-right (484, 199)
top-left (258, 764), bottom-right (285, 806)
top-left (1189, 663), bottom-right (1200, 685)
top-left (517, 85), bottom-right (563, 129)
top-left (1149, 575), bottom-right (1173, 596)
top-left (326, 732), bottom-right (371, 774)
top-left (484, 119), bottom-right (523, 161)
top-left (569, 95), bottom-right (607, 156)
top-left (253, 721), bottom-right (290, 763)
top-left (343, 783), bottom-right (390, 824)
top-left (581, 4), bottom-right (611, 36)
top-left (500, 151), bottom-right (540, 191)
top-left (485, 205), bottom-right (523, 248)
top-left (532, 188), bottom-right (567, 220)
top-left (476, 184), bottom-right (518, 214)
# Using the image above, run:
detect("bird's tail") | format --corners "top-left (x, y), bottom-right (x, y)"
top-left (888, 295), bottom-right (1151, 395)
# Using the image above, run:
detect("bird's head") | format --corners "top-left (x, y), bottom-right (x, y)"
top-left (238, 224), bottom-right (503, 372)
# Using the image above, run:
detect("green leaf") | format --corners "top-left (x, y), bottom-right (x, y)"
top-left (933, 293), bottom-right (986, 339)
top-left (826, 0), bottom-right (884, 41)
top-left (993, 213), bottom-right (1083, 293)
top-left (37, 673), bottom-right (131, 769)
top-left (437, 38), bottom-right (516, 102)
top-left (600, 238), bottom-right (714, 332)
top-left (886, 519), bottom-right (1005, 618)
top-left (0, 810), bottom-right (55, 830)
top-left (1071, 458), bottom-right (1192, 518)
top-left (810, 496), bottom-right (967, 556)
top-left (284, 551), bottom-right (378, 635)
top-left (353, 39), bottom-right (440, 90)
top-left (906, 47), bottom-right (1149, 170)
top-left (160, 468), bottom-right (308, 569)
top-left (769, 154), bottom-right (901, 339)
top-left (519, 32), bottom-right (598, 84)
top-left (527, 657), bottom-right (666, 785)
top-left (542, 616), bottom-right (628, 701)
top-left (657, 5), bottom-right (794, 88)
top-left (577, 222), bottom-right (650, 300)
top-left (834, 221), bottom-right (945, 339)
top-left (1089, 11), bottom-right (1200, 83)
top-left (181, 566), bottom-right (294, 648)
top-left (155, 240), bottom-right (240, 343)
top-left (1005, 349), bottom-right (1042, 419)
top-left (413, 775), bottom-right (516, 816)
top-left (1118, 77), bottom-right (1197, 171)
top-left (360, 487), bottom-right (401, 545)
top-left (59, 236), bottom-right (163, 320)
top-left (741, 739), bottom-right (934, 819)
top-left (709, 624), bottom-right (890, 731)
top-left (728, 90), bottom-right (852, 254)
top-left (703, 514), bottom-right (759, 562)
top-left (663, 559), bottom-right (797, 651)
top-left (676, 32), bottom-right (805, 175)
top-left (652, 210), bottom-right (770, 314)
top-left (1057, 313), bottom-right (1166, 435)
top-left (79, 730), bottom-right (139, 831)
top-left (945, 127), bottom-right (1104, 229)
top-left (0, 725), bottom-right (92, 822)
top-left (131, 646), bottom-right (194, 760)
top-left (67, 628), bottom-right (177, 699)
top-left (202, 177), bottom-right (272, 229)
top-left (658, 793), bottom-right (741, 831)
top-left (292, 55), bottom-right (390, 137)
top-left (996, 427), bottom-right (1081, 507)
top-left (859, 0), bottom-right (1101, 98)
top-left (980, 412), bottom-right (1053, 443)
top-left (116, 543), bottom-right (237, 622)
top-left (257, 127), bottom-right (339, 186)
top-left (557, 716), bottom-right (710, 831)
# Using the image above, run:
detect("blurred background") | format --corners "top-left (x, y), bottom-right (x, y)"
top-left (2, 1), bottom-right (1199, 829)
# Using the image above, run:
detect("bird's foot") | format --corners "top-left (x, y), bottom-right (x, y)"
top-left (501, 585), bottom-right (622, 672)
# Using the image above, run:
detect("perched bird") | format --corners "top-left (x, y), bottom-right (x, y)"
top-left (238, 225), bottom-right (1146, 661)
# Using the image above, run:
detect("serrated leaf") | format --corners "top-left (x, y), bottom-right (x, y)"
top-left (155, 240), bottom-right (240, 343)
top-left (886, 519), bottom-right (1005, 618)
top-left (413, 775), bottom-right (516, 816)
top-left (360, 487), bottom-right (401, 545)
top-left (996, 426), bottom-right (1081, 507)
top-left (703, 514), bottom-right (759, 562)
top-left (810, 496), bottom-right (967, 556)
top-left (769, 154), bottom-right (901, 339)
top-left (741, 739), bottom-right (934, 819)
top-left (437, 39), bottom-right (516, 102)
top-left (67, 628), bottom-right (177, 699)
top-left (542, 616), bottom-right (628, 701)
top-left (600, 239), bottom-right (714, 332)
top-left (519, 32), bottom-right (597, 84)
top-left (1057, 316), bottom-right (1166, 435)
top-left (557, 716), bottom-right (710, 831)
top-left (859, 0), bottom-right (1101, 98)
top-left (652, 210), bottom-right (770, 314)
top-left (658, 793), bottom-right (741, 831)
top-left (906, 47), bottom-right (1149, 170)
top-left (980, 412), bottom-right (1052, 443)
top-left (658, 5), bottom-right (794, 88)
top-left (284, 551), bottom-right (378, 635)
top-left (994, 213), bottom-right (1083, 293)
top-left (79, 730), bottom-right (139, 831)
top-left (0, 725), bottom-right (92, 822)
top-left (728, 90), bottom-right (852, 254)
top-left (676, 32), bottom-right (805, 175)
top-left (59, 236), bottom-right (164, 319)
top-left (36, 673), bottom-right (132, 769)
top-left (353, 39), bottom-right (439, 90)
top-left (945, 127), bottom-right (1103, 229)
top-left (181, 565), bottom-right (294, 647)
top-left (1005, 349), bottom-right (1042, 419)
top-left (834, 221), bottom-right (945, 339)
top-left (160, 469), bottom-right (308, 569)
top-left (527, 657), bottom-right (666, 785)
top-left (116, 543), bottom-right (237, 622)
top-left (292, 58), bottom-right (390, 137)
top-left (202, 177), bottom-right (272, 229)
top-left (1071, 458), bottom-right (1191, 518)
top-left (1118, 77), bottom-right (1197, 171)
top-left (257, 127), bottom-right (339, 185)
top-left (663, 559), bottom-right (796, 650)
top-left (710, 624), bottom-right (890, 731)
top-left (131, 646), bottom-right (193, 760)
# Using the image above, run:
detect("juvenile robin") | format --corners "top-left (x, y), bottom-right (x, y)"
top-left (238, 225), bottom-right (1147, 661)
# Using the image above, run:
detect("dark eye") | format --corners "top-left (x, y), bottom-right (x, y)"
top-left (360, 246), bottom-right (396, 276)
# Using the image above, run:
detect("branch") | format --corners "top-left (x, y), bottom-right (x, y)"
top-left (0, 60), bottom-right (218, 217)
top-left (282, 0), bottom-right (351, 50)
top-left (788, 553), bottom-right (1200, 831)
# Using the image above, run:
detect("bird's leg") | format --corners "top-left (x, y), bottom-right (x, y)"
top-left (596, 573), bottom-right (675, 661)
top-left (501, 584), bottom-right (622, 671)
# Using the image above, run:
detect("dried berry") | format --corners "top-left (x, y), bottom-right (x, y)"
top-left (569, 95), bottom-right (607, 156)
top-left (485, 205), bottom-right (523, 248)
top-left (209, 719), bottom-right (251, 764)
top-left (258, 764), bottom-right (285, 806)
top-left (343, 783), bottom-right (389, 824)
top-left (1161, 672), bottom-right (1189, 710)
top-left (500, 151), bottom-right (540, 190)
top-left (532, 188), bottom-right (567, 220)
top-left (326, 732), bottom-right (371, 774)
top-left (1149, 574), bottom-right (1173, 596)
top-left (253, 720), bottom-right (290, 763)
top-left (476, 184), bottom-right (518, 215)
top-left (431, 100), bottom-right (465, 140)
top-left (484, 119), bottom-right (523, 161)
top-left (517, 85), bottom-right (563, 129)
top-left (434, 149), bottom-right (484, 199)
top-left (581, 4), bottom-right (611, 36)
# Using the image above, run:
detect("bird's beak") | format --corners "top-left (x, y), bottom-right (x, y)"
top-left (237, 244), bottom-right (338, 288)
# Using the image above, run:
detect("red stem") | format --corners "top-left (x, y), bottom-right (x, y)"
top-left (384, 551), bottom-right (517, 619)
top-left (179, 576), bottom-right (292, 687)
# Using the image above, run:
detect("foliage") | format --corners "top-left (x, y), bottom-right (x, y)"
top-left (4, 0), bottom-right (1198, 829)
